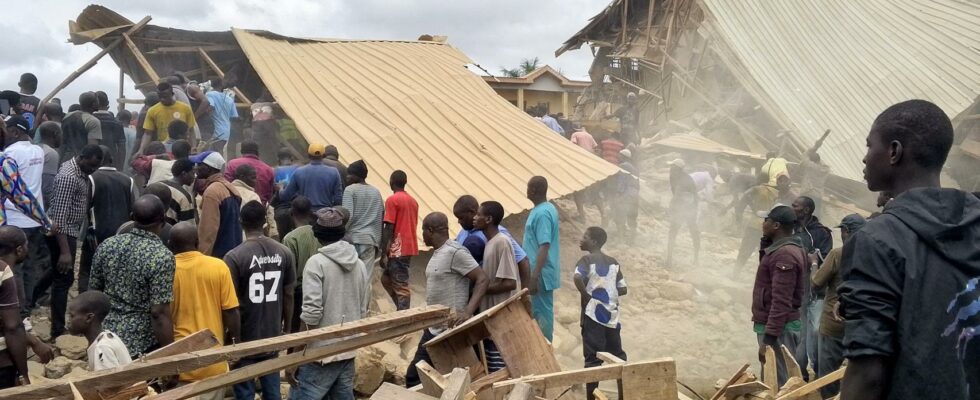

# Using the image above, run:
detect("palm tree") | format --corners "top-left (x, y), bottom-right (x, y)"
top-left (499, 57), bottom-right (541, 77)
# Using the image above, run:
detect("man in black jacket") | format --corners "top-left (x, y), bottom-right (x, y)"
top-left (791, 195), bottom-right (832, 380)
top-left (838, 100), bottom-right (980, 400)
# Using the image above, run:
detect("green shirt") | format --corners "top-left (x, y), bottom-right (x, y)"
top-left (283, 225), bottom-right (320, 282)
top-left (754, 319), bottom-right (802, 334)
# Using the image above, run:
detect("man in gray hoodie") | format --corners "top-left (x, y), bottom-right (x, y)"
top-left (288, 207), bottom-right (368, 400)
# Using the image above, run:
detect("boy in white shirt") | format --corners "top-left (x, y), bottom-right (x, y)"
top-left (67, 290), bottom-right (132, 371)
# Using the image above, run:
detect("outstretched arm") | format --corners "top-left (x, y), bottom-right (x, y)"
top-left (807, 129), bottom-right (831, 156)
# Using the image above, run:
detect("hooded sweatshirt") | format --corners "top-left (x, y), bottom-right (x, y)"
top-left (839, 188), bottom-right (980, 400)
top-left (300, 240), bottom-right (369, 362)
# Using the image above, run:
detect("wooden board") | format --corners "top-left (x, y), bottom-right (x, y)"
top-left (373, 383), bottom-right (439, 400)
top-left (764, 347), bottom-right (777, 397)
top-left (417, 361), bottom-right (448, 397)
top-left (597, 352), bottom-right (626, 364)
top-left (723, 382), bottom-right (769, 398)
top-left (493, 364), bottom-right (625, 393)
top-left (1, 306), bottom-right (449, 400)
top-left (709, 363), bottom-right (750, 400)
top-left (482, 301), bottom-right (561, 378)
top-left (780, 345), bottom-right (802, 380)
top-left (776, 367), bottom-right (845, 400)
top-left (620, 358), bottom-right (677, 400)
top-left (506, 382), bottom-right (533, 400)
top-left (146, 317), bottom-right (441, 400)
top-left (441, 368), bottom-right (472, 400)
top-left (426, 290), bottom-right (527, 347)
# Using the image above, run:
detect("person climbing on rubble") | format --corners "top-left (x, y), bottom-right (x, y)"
top-left (798, 130), bottom-right (832, 213)
top-left (751, 205), bottom-right (806, 388)
top-left (666, 159), bottom-right (700, 268)
top-left (761, 151), bottom-right (788, 186)
top-left (722, 172), bottom-right (777, 273)
top-left (574, 226), bottom-right (628, 400)
top-left (838, 100), bottom-right (980, 400)
top-left (607, 92), bottom-right (640, 146)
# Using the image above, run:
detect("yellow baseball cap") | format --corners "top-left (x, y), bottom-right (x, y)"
top-left (308, 143), bottom-right (326, 157)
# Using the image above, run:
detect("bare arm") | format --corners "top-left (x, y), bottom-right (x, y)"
top-left (150, 303), bottom-right (174, 348)
top-left (486, 277), bottom-right (516, 295)
top-left (379, 222), bottom-right (394, 266)
top-left (1, 308), bottom-right (30, 383)
top-left (453, 268), bottom-right (489, 327)
top-left (517, 258), bottom-right (530, 290)
top-left (221, 308), bottom-right (241, 345)
top-left (840, 356), bottom-right (891, 400)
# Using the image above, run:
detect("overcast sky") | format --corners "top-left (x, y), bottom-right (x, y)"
top-left (0, 0), bottom-right (606, 110)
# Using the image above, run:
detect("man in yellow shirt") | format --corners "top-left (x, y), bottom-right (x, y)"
top-left (138, 82), bottom-right (196, 155)
top-left (168, 221), bottom-right (240, 400)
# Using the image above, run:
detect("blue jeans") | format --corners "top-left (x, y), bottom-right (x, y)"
top-left (288, 359), bottom-right (355, 400)
top-left (797, 299), bottom-right (823, 380)
top-left (232, 357), bottom-right (281, 400)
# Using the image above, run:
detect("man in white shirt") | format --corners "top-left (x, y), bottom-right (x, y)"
top-left (2, 115), bottom-right (48, 318)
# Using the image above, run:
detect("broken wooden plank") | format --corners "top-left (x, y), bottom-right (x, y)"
top-left (507, 382), bottom-right (534, 400)
top-left (147, 329), bottom-right (219, 360)
top-left (417, 360), bottom-right (448, 397)
top-left (100, 382), bottom-right (149, 400)
top-left (709, 363), bottom-right (750, 400)
top-left (764, 347), bottom-right (777, 397)
top-left (593, 388), bottom-right (610, 400)
top-left (597, 352), bottom-right (626, 364)
top-left (149, 317), bottom-right (442, 400)
top-left (0, 306), bottom-right (450, 400)
top-left (373, 382), bottom-right (439, 400)
top-left (42, 16), bottom-right (152, 104)
top-left (469, 367), bottom-right (509, 395)
top-left (775, 367), bottom-right (845, 400)
top-left (780, 345), bottom-right (803, 380)
top-left (493, 364), bottom-right (624, 394)
top-left (621, 358), bottom-right (677, 400)
top-left (723, 381), bottom-right (769, 398)
top-left (122, 33), bottom-right (160, 83)
top-left (441, 368), bottom-right (472, 400)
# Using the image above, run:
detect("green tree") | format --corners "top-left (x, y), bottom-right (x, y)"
top-left (499, 57), bottom-right (541, 77)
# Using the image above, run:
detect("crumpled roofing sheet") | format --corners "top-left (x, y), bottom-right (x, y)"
top-left (233, 29), bottom-right (619, 241)
top-left (699, 0), bottom-right (980, 181)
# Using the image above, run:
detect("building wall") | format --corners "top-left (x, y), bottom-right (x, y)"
top-left (489, 87), bottom-right (582, 116)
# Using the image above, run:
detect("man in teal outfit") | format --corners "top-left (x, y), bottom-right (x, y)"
top-left (523, 176), bottom-right (560, 341)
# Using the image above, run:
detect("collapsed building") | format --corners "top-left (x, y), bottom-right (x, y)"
top-left (51, 5), bottom-right (621, 242)
top-left (557, 0), bottom-right (980, 206)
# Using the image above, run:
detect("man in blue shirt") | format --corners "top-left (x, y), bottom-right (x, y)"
top-left (278, 143), bottom-right (343, 211)
top-left (522, 176), bottom-right (560, 341)
top-left (204, 78), bottom-right (238, 154)
top-left (452, 195), bottom-right (530, 288)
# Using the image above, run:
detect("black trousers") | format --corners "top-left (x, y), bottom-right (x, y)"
top-left (582, 318), bottom-right (627, 400)
top-left (14, 227), bottom-right (49, 319)
top-left (405, 329), bottom-right (437, 388)
top-left (0, 365), bottom-right (17, 389)
top-left (33, 235), bottom-right (76, 338)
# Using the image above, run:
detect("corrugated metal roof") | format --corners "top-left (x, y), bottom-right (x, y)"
top-left (699, 0), bottom-right (980, 182)
top-left (652, 134), bottom-right (765, 160)
top-left (232, 29), bottom-right (620, 241)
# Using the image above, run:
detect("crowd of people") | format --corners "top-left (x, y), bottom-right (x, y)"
top-left (0, 70), bottom-right (977, 400)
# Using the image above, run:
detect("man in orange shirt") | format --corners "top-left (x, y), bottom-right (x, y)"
top-left (379, 170), bottom-right (419, 311)
top-left (168, 222), bottom-right (240, 400)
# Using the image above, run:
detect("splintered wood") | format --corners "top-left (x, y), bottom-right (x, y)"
top-left (709, 357), bottom-right (846, 400)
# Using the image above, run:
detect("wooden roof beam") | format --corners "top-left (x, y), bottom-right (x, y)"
top-left (42, 15), bottom-right (152, 104)
top-left (123, 32), bottom-right (160, 83)
top-left (197, 47), bottom-right (252, 105)
top-left (148, 44), bottom-right (240, 54)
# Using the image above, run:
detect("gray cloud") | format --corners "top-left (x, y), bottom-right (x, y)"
top-left (1, 1), bottom-right (603, 110)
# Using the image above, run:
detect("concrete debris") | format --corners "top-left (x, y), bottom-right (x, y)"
top-left (55, 335), bottom-right (89, 360)
top-left (44, 356), bottom-right (85, 379)
top-left (354, 346), bottom-right (386, 395)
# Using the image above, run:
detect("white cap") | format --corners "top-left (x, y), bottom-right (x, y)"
top-left (191, 151), bottom-right (226, 171)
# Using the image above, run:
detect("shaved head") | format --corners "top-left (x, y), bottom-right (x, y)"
top-left (132, 195), bottom-right (166, 227)
top-left (423, 212), bottom-right (449, 230)
top-left (169, 222), bottom-right (198, 253)
top-left (145, 183), bottom-right (172, 207)
top-left (527, 175), bottom-right (549, 203)
top-left (453, 195), bottom-right (479, 214)
top-left (0, 226), bottom-right (27, 257)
